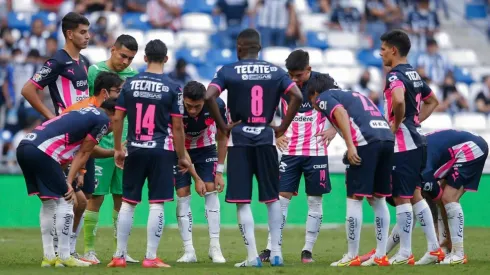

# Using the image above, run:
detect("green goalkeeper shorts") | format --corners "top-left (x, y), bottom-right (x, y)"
top-left (93, 158), bottom-right (123, 196)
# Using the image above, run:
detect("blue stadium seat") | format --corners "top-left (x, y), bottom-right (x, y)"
top-left (465, 0), bottom-right (487, 20)
top-left (7, 12), bottom-right (31, 32)
top-left (206, 48), bottom-right (236, 66)
top-left (356, 49), bottom-right (382, 67)
top-left (182, 0), bottom-right (215, 14)
top-left (32, 12), bottom-right (57, 27)
top-left (453, 66), bottom-right (474, 85)
top-left (122, 13), bottom-right (151, 31)
top-left (306, 31), bottom-right (328, 50)
top-left (196, 64), bottom-right (217, 79)
top-left (175, 48), bottom-right (207, 65)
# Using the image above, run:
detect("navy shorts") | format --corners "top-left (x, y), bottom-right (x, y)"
top-left (421, 181), bottom-right (443, 201)
top-left (71, 158), bottom-right (96, 194)
top-left (174, 145), bottom-right (217, 190)
top-left (16, 143), bottom-right (68, 199)
top-left (392, 147), bottom-right (425, 198)
top-left (345, 141), bottom-right (394, 198)
top-left (226, 145), bottom-right (279, 203)
top-left (123, 149), bottom-right (176, 203)
top-left (279, 155), bottom-right (331, 196)
top-left (446, 151), bottom-right (488, 192)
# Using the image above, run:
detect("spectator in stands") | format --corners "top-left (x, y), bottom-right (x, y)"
top-left (365, 0), bottom-right (402, 49)
top-left (404, 0), bottom-right (440, 52)
top-left (35, 0), bottom-right (65, 12)
top-left (475, 75), bottom-right (490, 114)
top-left (435, 74), bottom-right (468, 115)
top-left (0, 28), bottom-right (16, 56)
top-left (168, 58), bottom-right (192, 87)
top-left (17, 19), bottom-right (47, 57)
top-left (329, 0), bottom-right (363, 33)
top-left (78, 0), bottom-right (114, 13)
top-left (90, 16), bottom-right (114, 48)
top-left (318, 0), bottom-right (333, 14)
top-left (120, 0), bottom-right (149, 13)
top-left (253, 0), bottom-right (297, 47)
top-left (0, 59), bottom-right (8, 130)
top-left (214, 0), bottom-right (249, 49)
top-left (415, 38), bottom-right (451, 86)
top-left (352, 69), bottom-right (380, 106)
top-left (45, 37), bottom-right (58, 58)
top-left (147, 0), bottom-right (183, 31)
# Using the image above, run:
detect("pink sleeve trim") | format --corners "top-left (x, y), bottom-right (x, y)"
top-left (284, 82), bottom-right (296, 94)
top-left (422, 91), bottom-right (434, 101)
top-left (329, 104), bottom-right (343, 121)
top-left (209, 83), bottom-right (222, 95)
top-left (171, 113), bottom-right (183, 117)
top-left (29, 79), bottom-right (43, 90)
top-left (115, 106), bottom-right (126, 111)
top-left (87, 134), bottom-right (98, 144)
top-left (389, 80), bottom-right (405, 92)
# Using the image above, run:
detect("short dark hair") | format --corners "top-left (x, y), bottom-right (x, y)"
top-left (307, 73), bottom-right (339, 98)
top-left (237, 28), bottom-right (261, 54)
top-left (176, 58), bottom-right (187, 70)
top-left (61, 12), bottom-right (90, 38)
top-left (380, 29), bottom-right (411, 57)
top-left (115, 34), bottom-right (139, 52)
top-left (183, 81), bottom-right (206, 101)
top-left (145, 39), bottom-right (168, 63)
top-left (286, 50), bottom-right (310, 71)
top-left (100, 97), bottom-right (117, 113)
top-left (27, 49), bottom-right (41, 58)
top-left (94, 72), bottom-right (123, 96)
top-left (426, 38), bottom-right (438, 47)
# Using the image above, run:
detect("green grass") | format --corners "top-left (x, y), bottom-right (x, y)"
top-left (1, 227), bottom-right (490, 274)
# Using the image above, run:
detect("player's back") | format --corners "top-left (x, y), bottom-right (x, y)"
top-left (117, 72), bottom-right (182, 152)
top-left (317, 89), bottom-right (394, 146)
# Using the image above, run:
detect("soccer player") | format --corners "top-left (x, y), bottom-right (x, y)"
top-left (379, 29), bottom-right (441, 265)
top-left (308, 73), bottom-right (394, 267)
top-left (205, 28), bottom-right (303, 267)
top-left (108, 39), bottom-right (191, 268)
top-left (174, 81), bottom-right (227, 263)
top-left (16, 99), bottom-right (116, 267)
top-left (82, 34), bottom-right (139, 265)
top-left (259, 49), bottom-right (337, 263)
top-left (20, 11), bottom-right (91, 257)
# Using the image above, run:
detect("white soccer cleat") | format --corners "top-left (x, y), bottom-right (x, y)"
top-left (209, 246), bottom-right (226, 263)
top-left (330, 254), bottom-right (361, 267)
top-left (415, 248), bottom-right (445, 265)
top-left (234, 257), bottom-right (262, 267)
top-left (388, 253), bottom-right (415, 265)
top-left (81, 251), bottom-right (100, 265)
top-left (361, 255), bottom-right (375, 266)
top-left (177, 250), bottom-right (198, 263)
top-left (439, 254), bottom-right (467, 265)
top-left (125, 254), bottom-right (140, 263)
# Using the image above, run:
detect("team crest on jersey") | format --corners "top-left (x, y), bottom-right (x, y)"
top-left (205, 117), bottom-right (214, 126)
top-left (96, 125), bottom-right (109, 142)
top-left (32, 73), bottom-right (42, 82)
top-left (39, 66), bottom-right (52, 77)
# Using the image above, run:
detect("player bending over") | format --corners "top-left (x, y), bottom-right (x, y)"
top-left (308, 73), bottom-right (395, 267)
top-left (205, 28), bottom-right (303, 267)
top-left (174, 81), bottom-right (228, 263)
top-left (379, 29), bottom-right (441, 265)
top-left (260, 49), bottom-right (337, 263)
top-left (108, 39), bottom-right (191, 268)
top-left (16, 100), bottom-right (116, 267)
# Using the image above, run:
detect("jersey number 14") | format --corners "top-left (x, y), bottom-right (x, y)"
top-left (135, 103), bottom-right (155, 140)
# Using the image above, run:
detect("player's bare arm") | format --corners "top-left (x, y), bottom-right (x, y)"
top-left (91, 145), bottom-right (115, 158)
top-left (205, 86), bottom-right (229, 133)
top-left (113, 109), bottom-right (126, 169)
top-left (215, 130), bottom-right (228, 192)
top-left (419, 92), bottom-right (439, 123)
top-left (182, 149), bottom-right (206, 196)
top-left (391, 86), bottom-right (405, 133)
top-left (273, 85), bottom-right (302, 138)
top-left (315, 126), bottom-right (337, 146)
top-left (172, 116), bottom-right (192, 174)
top-left (66, 136), bottom-right (98, 200)
top-left (21, 81), bottom-right (56, 120)
top-left (333, 106), bottom-right (361, 166)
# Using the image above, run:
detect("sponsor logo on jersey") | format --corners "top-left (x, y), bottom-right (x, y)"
top-left (242, 126), bottom-right (265, 135)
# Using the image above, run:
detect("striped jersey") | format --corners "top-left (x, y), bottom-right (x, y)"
top-left (19, 107), bottom-right (110, 164)
top-left (30, 49), bottom-right (89, 115)
top-left (184, 97), bottom-right (227, 149)
top-left (383, 64), bottom-right (433, 153)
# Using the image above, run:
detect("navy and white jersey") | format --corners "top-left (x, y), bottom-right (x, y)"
top-left (30, 49), bottom-right (89, 115)
top-left (404, 8), bottom-right (440, 51)
top-left (116, 72), bottom-right (184, 153)
top-left (316, 89), bottom-right (394, 146)
top-left (384, 64), bottom-right (433, 153)
top-left (184, 97), bottom-right (227, 149)
top-left (210, 59), bottom-right (296, 147)
top-left (19, 107), bottom-right (110, 164)
top-left (423, 129), bottom-right (488, 180)
top-left (330, 7), bottom-right (362, 33)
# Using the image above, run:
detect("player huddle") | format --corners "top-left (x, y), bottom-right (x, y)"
top-left (15, 12), bottom-right (487, 268)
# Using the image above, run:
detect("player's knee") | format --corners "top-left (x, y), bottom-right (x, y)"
top-left (307, 196), bottom-right (322, 213)
top-left (280, 192), bottom-right (293, 200)
top-left (393, 196), bottom-right (410, 205)
top-left (205, 182), bottom-right (216, 192)
top-left (176, 186), bottom-right (191, 197)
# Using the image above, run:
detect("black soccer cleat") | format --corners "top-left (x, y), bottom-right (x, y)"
top-left (259, 249), bottom-right (271, 262)
top-left (301, 250), bottom-right (314, 263)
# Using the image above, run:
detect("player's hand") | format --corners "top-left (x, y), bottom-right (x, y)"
top-left (76, 174), bottom-right (84, 188)
top-left (315, 129), bottom-right (337, 146)
top-left (271, 125), bottom-right (286, 138)
top-left (214, 172), bottom-right (225, 193)
top-left (114, 149), bottom-right (126, 169)
top-left (195, 178), bottom-right (206, 197)
top-left (347, 145), bottom-right (362, 166)
top-left (390, 124), bottom-right (399, 134)
top-left (276, 135), bottom-right (289, 152)
top-left (64, 184), bottom-right (75, 203)
top-left (222, 120), bottom-right (242, 136)
top-left (177, 157), bottom-right (192, 174)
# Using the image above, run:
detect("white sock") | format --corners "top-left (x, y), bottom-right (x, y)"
top-left (396, 203), bottom-right (413, 257)
top-left (386, 224), bottom-right (400, 254)
top-left (437, 206), bottom-right (447, 245)
top-left (303, 196), bottom-right (323, 253)
top-left (237, 204), bottom-right (258, 262)
top-left (70, 213), bottom-right (84, 254)
top-left (177, 195), bottom-right (194, 252)
top-left (445, 202), bottom-right (464, 257)
top-left (371, 197), bottom-right (390, 257)
top-left (51, 213), bottom-right (58, 254)
top-left (56, 199), bottom-right (74, 260)
top-left (115, 202), bottom-right (135, 258)
top-left (146, 203), bottom-right (164, 259)
top-left (266, 196), bottom-right (289, 250)
top-left (40, 200), bottom-right (57, 260)
top-left (413, 200), bottom-right (439, 251)
top-left (346, 199), bottom-right (363, 258)
top-left (267, 200), bottom-right (283, 259)
top-left (205, 191), bottom-right (221, 247)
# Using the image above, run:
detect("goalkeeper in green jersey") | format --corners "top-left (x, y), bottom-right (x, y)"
top-left (81, 35), bottom-right (139, 264)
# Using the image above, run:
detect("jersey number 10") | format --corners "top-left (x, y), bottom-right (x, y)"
top-left (135, 103), bottom-right (156, 139)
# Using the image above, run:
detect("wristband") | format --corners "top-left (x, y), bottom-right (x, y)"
top-left (216, 164), bottom-right (224, 174)
top-left (79, 168), bottom-right (87, 175)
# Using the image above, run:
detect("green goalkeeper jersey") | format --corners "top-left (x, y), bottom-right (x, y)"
top-left (87, 61), bottom-right (138, 149)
